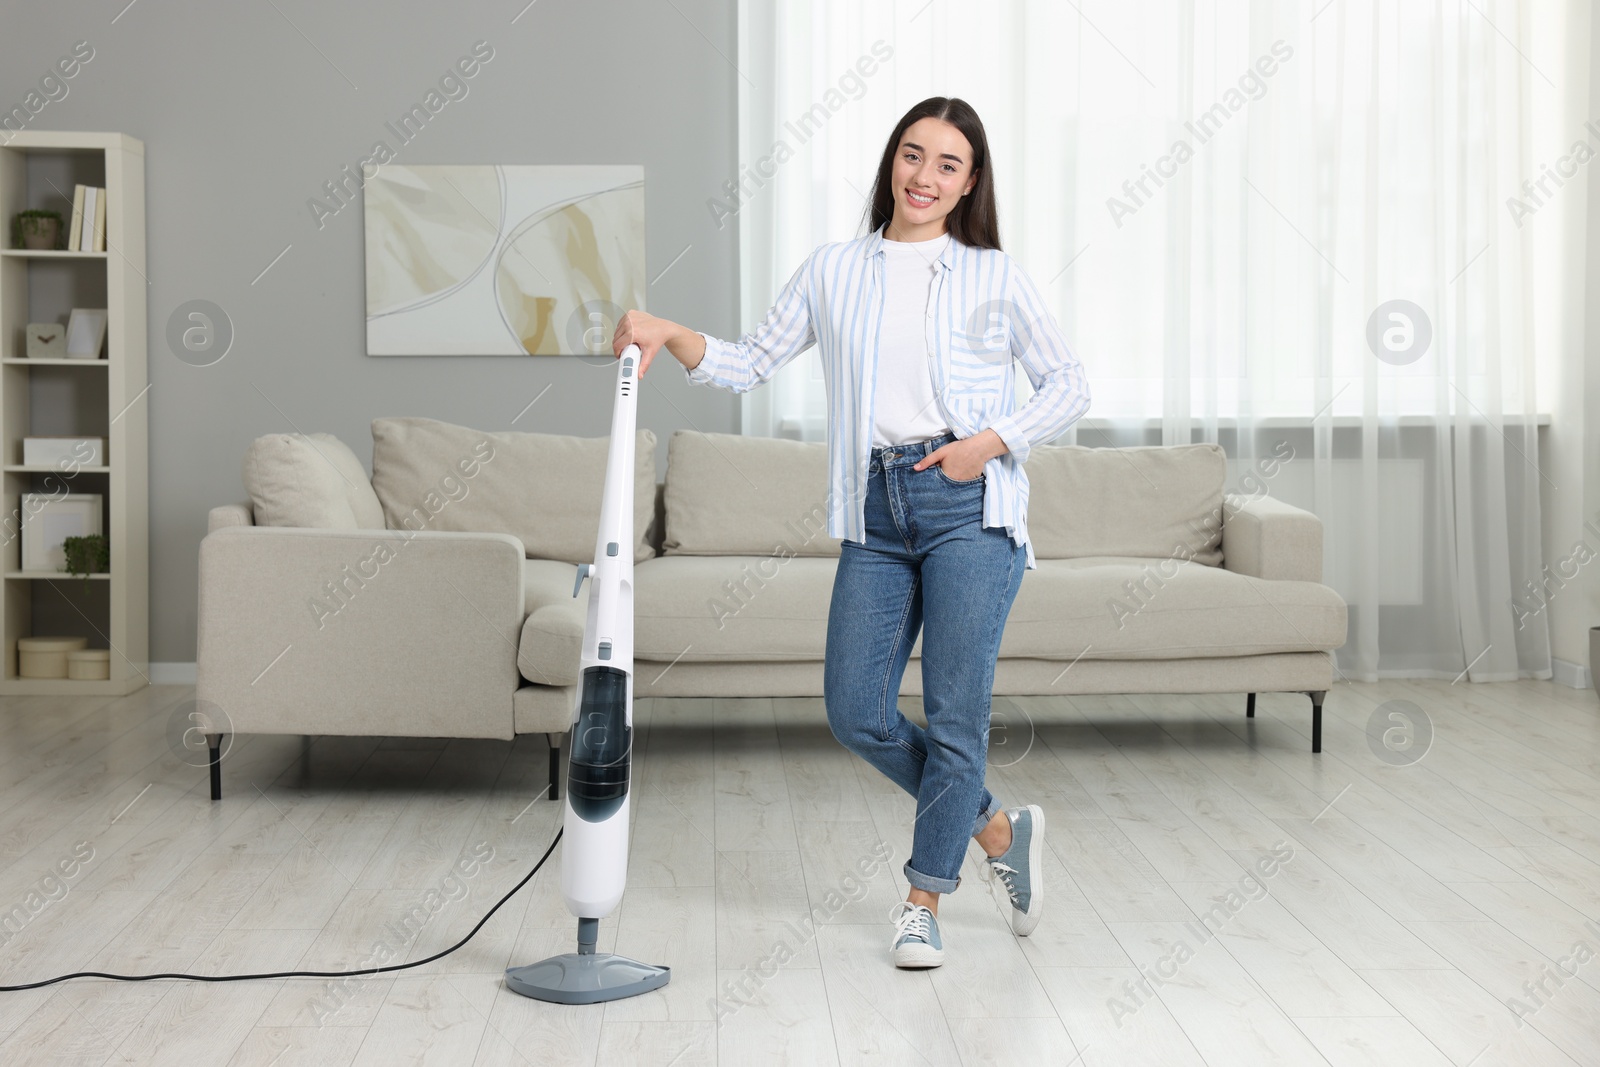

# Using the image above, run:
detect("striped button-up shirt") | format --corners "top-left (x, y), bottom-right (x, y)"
top-left (684, 221), bottom-right (1092, 569)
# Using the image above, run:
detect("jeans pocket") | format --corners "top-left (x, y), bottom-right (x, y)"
top-left (933, 464), bottom-right (985, 487)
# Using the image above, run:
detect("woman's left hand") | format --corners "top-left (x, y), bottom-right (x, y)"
top-left (914, 429), bottom-right (1008, 481)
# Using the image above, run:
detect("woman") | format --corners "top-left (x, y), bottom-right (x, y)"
top-left (613, 96), bottom-right (1091, 969)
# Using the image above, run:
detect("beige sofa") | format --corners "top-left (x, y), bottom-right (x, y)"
top-left (196, 418), bottom-right (1347, 800)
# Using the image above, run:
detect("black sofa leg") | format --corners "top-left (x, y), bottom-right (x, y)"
top-left (548, 732), bottom-right (562, 801)
top-left (206, 733), bottom-right (225, 800)
top-left (1246, 692), bottom-right (1256, 718)
top-left (1306, 691), bottom-right (1325, 753)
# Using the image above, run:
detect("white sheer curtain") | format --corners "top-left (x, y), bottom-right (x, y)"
top-left (734, 0), bottom-right (1563, 683)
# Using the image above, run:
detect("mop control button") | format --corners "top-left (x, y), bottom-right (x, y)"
top-left (607, 541), bottom-right (618, 556)
top-left (622, 357), bottom-right (634, 376)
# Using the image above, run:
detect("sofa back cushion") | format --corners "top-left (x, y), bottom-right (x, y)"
top-left (370, 416), bottom-right (657, 563)
top-left (1025, 443), bottom-right (1227, 565)
top-left (663, 430), bottom-right (843, 557)
top-left (242, 432), bottom-right (386, 529)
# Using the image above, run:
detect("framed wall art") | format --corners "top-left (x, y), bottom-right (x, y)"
top-left (363, 164), bottom-right (645, 357)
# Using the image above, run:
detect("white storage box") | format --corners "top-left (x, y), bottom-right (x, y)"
top-left (23, 436), bottom-right (103, 467)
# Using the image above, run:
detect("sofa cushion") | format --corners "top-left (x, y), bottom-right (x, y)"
top-left (241, 432), bottom-right (386, 529)
top-left (634, 555), bottom-right (839, 661)
top-left (662, 430), bottom-right (843, 557)
top-left (1001, 556), bottom-right (1346, 659)
top-left (518, 559), bottom-right (586, 686)
top-left (630, 553), bottom-right (1344, 663)
top-left (370, 416), bottom-right (657, 563)
top-left (1025, 443), bottom-right (1227, 565)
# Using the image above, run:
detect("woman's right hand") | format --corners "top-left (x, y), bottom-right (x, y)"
top-left (614, 310), bottom-right (692, 377)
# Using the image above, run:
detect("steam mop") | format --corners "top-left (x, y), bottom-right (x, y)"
top-left (503, 343), bottom-right (671, 1004)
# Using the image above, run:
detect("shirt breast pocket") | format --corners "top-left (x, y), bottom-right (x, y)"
top-left (946, 328), bottom-right (1008, 398)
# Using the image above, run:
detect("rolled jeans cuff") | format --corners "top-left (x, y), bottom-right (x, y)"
top-left (901, 795), bottom-right (1005, 895)
top-left (903, 861), bottom-right (961, 894)
top-left (970, 795), bottom-right (1002, 839)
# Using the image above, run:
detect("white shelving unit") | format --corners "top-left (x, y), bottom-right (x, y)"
top-left (0, 131), bottom-right (148, 695)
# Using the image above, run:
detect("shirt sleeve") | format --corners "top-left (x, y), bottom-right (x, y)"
top-left (985, 258), bottom-right (1091, 465)
top-left (685, 249), bottom-right (818, 394)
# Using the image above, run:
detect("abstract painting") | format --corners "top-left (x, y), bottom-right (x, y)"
top-left (364, 164), bottom-right (645, 356)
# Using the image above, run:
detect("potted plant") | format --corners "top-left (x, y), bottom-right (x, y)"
top-left (13, 209), bottom-right (64, 250)
top-left (61, 534), bottom-right (109, 592)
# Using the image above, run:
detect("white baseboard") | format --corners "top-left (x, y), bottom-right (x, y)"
top-left (1550, 657), bottom-right (1592, 691)
top-left (151, 662), bottom-right (197, 686)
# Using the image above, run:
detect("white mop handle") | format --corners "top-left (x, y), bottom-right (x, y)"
top-left (589, 345), bottom-right (639, 661)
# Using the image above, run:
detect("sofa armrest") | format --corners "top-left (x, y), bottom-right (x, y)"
top-left (209, 501), bottom-right (255, 532)
top-left (1222, 495), bottom-right (1323, 582)
top-left (515, 561), bottom-right (588, 686)
top-left (197, 526), bottom-right (526, 740)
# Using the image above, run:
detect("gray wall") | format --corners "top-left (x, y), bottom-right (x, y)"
top-left (2, 1), bottom-right (745, 665)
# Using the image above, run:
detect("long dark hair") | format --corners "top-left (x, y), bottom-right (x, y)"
top-left (863, 96), bottom-right (1001, 251)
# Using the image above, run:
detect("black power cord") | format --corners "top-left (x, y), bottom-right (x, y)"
top-left (0, 827), bottom-right (563, 992)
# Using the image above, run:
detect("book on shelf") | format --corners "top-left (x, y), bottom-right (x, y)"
top-left (91, 186), bottom-right (105, 252)
top-left (65, 185), bottom-right (107, 253)
top-left (68, 185), bottom-right (85, 251)
top-left (79, 187), bottom-right (95, 252)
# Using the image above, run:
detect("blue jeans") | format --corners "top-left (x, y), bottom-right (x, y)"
top-left (823, 430), bottom-right (1027, 894)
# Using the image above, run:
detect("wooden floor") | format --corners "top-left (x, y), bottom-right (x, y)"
top-left (0, 680), bottom-right (1597, 1065)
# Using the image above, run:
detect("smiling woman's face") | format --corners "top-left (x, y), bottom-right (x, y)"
top-left (889, 116), bottom-right (977, 240)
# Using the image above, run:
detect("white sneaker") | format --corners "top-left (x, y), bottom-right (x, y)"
top-left (888, 901), bottom-right (944, 968)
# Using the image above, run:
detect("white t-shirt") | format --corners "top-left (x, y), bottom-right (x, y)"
top-left (872, 231), bottom-right (955, 447)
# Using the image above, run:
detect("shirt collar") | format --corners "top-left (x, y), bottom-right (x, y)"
top-left (864, 220), bottom-right (958, 271)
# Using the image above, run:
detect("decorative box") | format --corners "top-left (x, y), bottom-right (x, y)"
top-left (67, 648), bottom-right (111, 680)
top-left (18, 636), bottom-right (89, 678)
